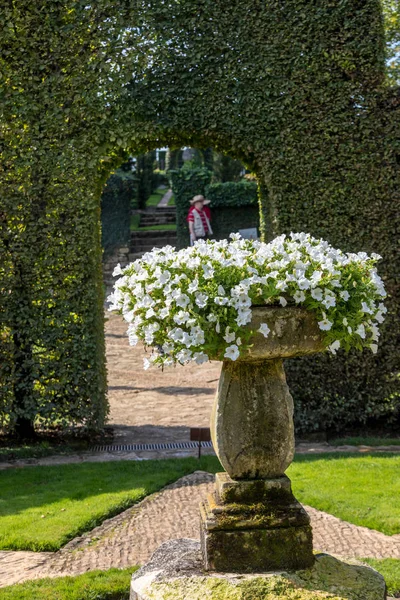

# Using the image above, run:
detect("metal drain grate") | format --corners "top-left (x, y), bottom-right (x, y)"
top-left (91, 441), bottom-right (213, 452)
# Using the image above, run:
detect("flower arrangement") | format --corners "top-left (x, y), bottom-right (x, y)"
top-left (108, 233), bottom-right (386, 369)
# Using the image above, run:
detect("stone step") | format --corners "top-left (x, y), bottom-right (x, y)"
top-left (129, 243), bottom-right (176, 254)
top-left (131, 230), bottom-right (177, 240)
top-left (140, 216), bottom-right (176, 225)
top-left (128, 251), bottom-right (146, 261)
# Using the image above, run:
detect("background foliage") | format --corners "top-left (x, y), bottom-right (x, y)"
top-left (101, 167), bottom-right (136, 256)
top-left (0, 0), bottom-right (398, 435)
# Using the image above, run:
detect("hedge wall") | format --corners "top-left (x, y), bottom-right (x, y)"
top-left (101, 170), bottom-right (135, 257)
top-left (1, 0), bottom-right (398, 435)
top-left (205, 181), bottom-right (259, 241)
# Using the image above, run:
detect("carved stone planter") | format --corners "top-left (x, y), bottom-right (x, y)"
top-left (200, 307), bottom-right (326, 572)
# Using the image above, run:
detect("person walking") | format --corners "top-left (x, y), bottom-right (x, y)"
top-left (187, 194), bottom-right (213, 245)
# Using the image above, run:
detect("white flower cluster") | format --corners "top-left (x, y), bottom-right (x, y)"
top-left (108, 232), bottom-right (386, 368)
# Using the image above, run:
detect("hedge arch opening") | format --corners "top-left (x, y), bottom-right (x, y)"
top-left (1, 0), bottom-right (398, 437)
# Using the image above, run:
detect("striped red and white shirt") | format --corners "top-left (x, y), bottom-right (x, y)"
top-left (187, 206), bottom-right (212, 235)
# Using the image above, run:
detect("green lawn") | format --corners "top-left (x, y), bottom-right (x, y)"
top-left (130, 215), bottom-right (176, 232)
top-left (146, 187), bottom-right (165, 207)
top-left (1, 454), bottom-right (400, 553)
top-left (0, 456), bottom-right (219, 551)
top-left (0, 561), bottom-right (399, 599)
top-left (0, 568), bottom-right (137, 600)
top-left (288, 454), bottom-right (400, 536)
top-left (363, 558), bottom-right (400, 597)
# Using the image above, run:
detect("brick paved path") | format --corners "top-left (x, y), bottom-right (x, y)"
top-left (2, 471), bottom-right (400, 588)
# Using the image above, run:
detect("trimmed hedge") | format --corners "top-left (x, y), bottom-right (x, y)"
top-left (205, 181), bottom-right (259, 241)
top-left (1, 0), bottom-right (398, 434)
top-left (101, 169), bottom-right (135, 257)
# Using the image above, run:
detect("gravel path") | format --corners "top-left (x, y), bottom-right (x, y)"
top-left (2, 471), bottom-right (400, 588)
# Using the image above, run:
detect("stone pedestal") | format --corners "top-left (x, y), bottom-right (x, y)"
top-left (200, 473), bottom-right (314, 572)
top-left (202, 307), bottom-right (326, 572)
top-left (130, 539), bottom-right (387, 600)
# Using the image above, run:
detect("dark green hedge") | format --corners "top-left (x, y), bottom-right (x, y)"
top-left (1, 0), bottom-right (398, 434)
top-left (205, 181), bottom-right (258, 207)
top-left (101, 170), bottom-right (135, 256)
top-left (205, 181), bottom-right (259, 241)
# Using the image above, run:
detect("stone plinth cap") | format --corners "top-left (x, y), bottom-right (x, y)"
top-left (130, 539), bottom-right (386, 600)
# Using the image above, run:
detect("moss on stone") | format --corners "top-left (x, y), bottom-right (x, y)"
top-left (140, 555), bottom-right (385, 599)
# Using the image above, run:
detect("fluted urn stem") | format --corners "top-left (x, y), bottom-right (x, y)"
top-left (211, 359), bottom-right (295, 480)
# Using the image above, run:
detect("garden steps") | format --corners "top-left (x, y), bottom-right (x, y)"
top-left (129, 227), bottom-right (178, 259)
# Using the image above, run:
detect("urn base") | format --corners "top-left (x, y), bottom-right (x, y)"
top-left (200, 473), bottom-right (314, 572)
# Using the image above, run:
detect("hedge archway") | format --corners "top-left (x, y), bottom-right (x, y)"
top-left (1, 0), bottom-right (398, 434)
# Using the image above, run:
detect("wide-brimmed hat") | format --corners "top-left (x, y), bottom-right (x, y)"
top-left (190, 194), bottom-right (210, 205)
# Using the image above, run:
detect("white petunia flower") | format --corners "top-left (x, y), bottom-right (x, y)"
top-left (258, 323), bottom-right (270, 338)
top-left (224, 344), bottom-right (240, 361)
top-left (224, 327), bottom-right (236, 343)
top-left (174, 310), bottom-right (190, 325)
top-left (188, 279), bottom-right (199, 293)
top-left (318, 317), bottom-right (333, 331)
top-left (175, 293), bottom-right (190, 308)
top-left (279, 296), bottom-right (287, 307)
top-left (340, 290), bottom-right (350, 301)
top-left (143, 358), bottom-right (151, 370)
top-left (176, 349), bottom-right (192, 364)
top-left (203, 263), bottom-right (215, 279)
top-left (370, 343), bottom-right (378, 354)
top-left (311, 287), bottom-right (323, 301)
top-left (322, 294), bottom-right (336, 309)
top-left (215, 296), bottom-right (229, 306)
top-left (328, 340), bottom-right (340, 354)
top-left (293, 290), bottom-right (306, 303)
top-left (193, 352), bottom-right (209, 365)
top-left (195, 292), bottom-right (208, 308)
top-left (356, 324), bottom-right (366, 339)
top-left (113, 263), bottom-right (123, 277)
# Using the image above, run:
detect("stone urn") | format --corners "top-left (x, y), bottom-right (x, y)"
top-left (200, 306), bottom-right (326, 573)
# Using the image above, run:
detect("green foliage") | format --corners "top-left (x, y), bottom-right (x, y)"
top-left (206, 181), bottom-right (258, 207)
top-left (0, 0), bottom-right (398, 434)
top-left (382, 0), bottom-right (400, 85)
top-left (205, 180), bottom-right (259, 241)
top-left (101, 168), bottom-right (135, 256)
top-left (0, 568), bottom-right (137, 600)
top-left (136, 152), bottom-right (156, 209)
top-left (213, 153), bottom-right (244, 183)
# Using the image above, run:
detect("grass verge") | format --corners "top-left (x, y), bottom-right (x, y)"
top-left (362, 558), bottom-right (400, 597)
top-left (0, 456), bottom-right (219, 552)
top-left (0, 568), bottom-right (137, 600)
top-left (1, 453), bottom-right (400, 553)
top-left (146, 187), bottom-right (165, 207)
top-left (288, 453), bottom-right (400, 536)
